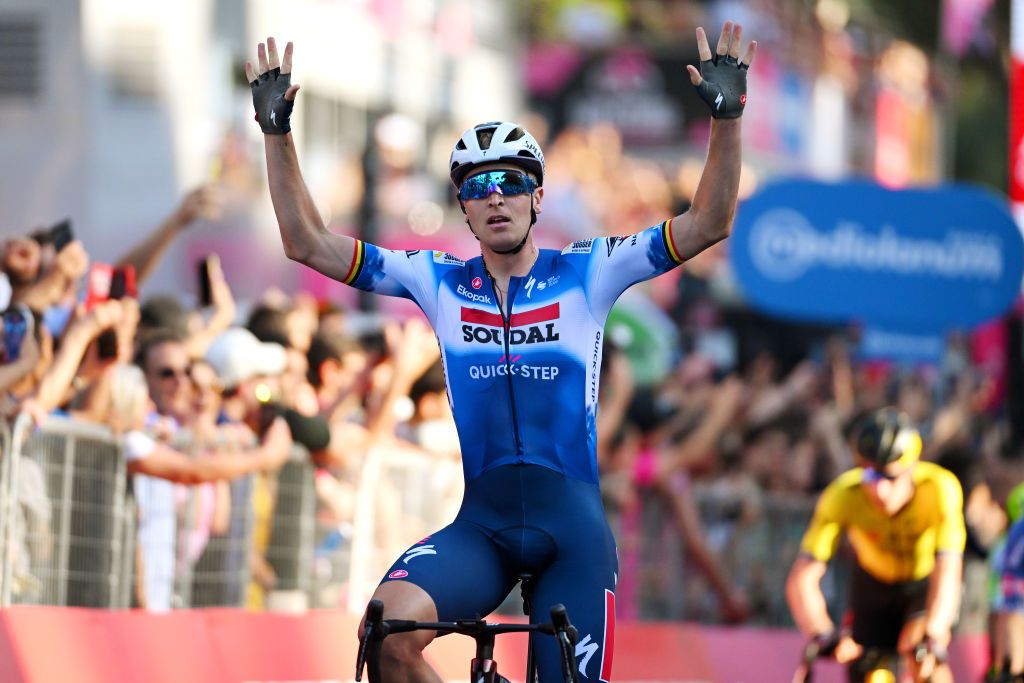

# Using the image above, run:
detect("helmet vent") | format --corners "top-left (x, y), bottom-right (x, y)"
top-left (516, 150), bottom-right (537, 160)
top-left (504, 127), bottom-right (526, 143)
top-left (475, 127), bottom-right (496, 150)
top-left (455, 139), bottom-right (467, 151)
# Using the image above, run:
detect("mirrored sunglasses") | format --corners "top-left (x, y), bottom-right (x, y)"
top-left (862, 466), bottom-right (901, 484)
top-left (458, 170), bottom-right (537, 201)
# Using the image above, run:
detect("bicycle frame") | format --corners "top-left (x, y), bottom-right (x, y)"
top-left (356, 599), bottom-right (579, 683)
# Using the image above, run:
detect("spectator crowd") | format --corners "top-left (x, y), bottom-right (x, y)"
top-left (1, 116), bottom-right (1022, 643)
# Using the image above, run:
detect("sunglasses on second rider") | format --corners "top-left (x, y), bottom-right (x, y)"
top-left (458, 170), bottom-right (538, 201)
top-left (862, 465), bottom-right (910, 484)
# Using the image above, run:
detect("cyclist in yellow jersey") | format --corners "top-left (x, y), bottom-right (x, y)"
top-left (786, 408), bottom-right (966, 683)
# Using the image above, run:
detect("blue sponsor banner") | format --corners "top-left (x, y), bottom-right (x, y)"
top-left (730, 179), bottom-right (1024, 332)
top-left (857, 326), bottom-right (946, 365)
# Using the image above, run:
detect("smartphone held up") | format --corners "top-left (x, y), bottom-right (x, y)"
top-left (84, 263), bottom-right (137, 360)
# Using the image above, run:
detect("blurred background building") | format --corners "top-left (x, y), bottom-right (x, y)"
top-left (0, 0), bottom-right (1010, 300)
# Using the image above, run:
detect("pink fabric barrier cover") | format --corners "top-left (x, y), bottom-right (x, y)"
top-left (0, 606), bottom-right (989, 682)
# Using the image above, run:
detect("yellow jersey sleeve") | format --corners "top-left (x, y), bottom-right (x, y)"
top-left (799, 472), bottom-right (856, 562)
top-left (932, 466), bottom-right (966, 554)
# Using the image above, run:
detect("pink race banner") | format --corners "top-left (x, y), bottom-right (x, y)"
top-left (0, 606), bottom-right (989, 682)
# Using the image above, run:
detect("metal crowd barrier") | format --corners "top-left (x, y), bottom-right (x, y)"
top-left (0, 417), bottom-right (12, 602)
top-left (177, 474), bottom-right (255, 608)
top-left (345, 445), bottom-right (463, 612)
top-left (609, 484), bottom-right (850, 626)
top-left (1, 411), bottom-right (865, 624)
top-left (1, 414), bottom-right (130, 608)
top-left (264, 446), bottom-right (317, 609)
top-left (307, 460), bottom-right (358, 610)
top-left (0, 414), bottom-right (317, 612)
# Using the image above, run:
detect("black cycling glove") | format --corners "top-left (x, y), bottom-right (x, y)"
top-left (250, 67), bottom-right (294, 135)
top-left (693, 54), bottom-right (748, 119)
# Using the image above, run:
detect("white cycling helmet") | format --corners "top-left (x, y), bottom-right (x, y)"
top-left (449, 121), bottom-right (545, 188)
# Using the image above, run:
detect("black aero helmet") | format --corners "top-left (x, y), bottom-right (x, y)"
top-left (449, 121), bottom-right (545, 188)
top-left (854, 408), bottom-right (922, 468)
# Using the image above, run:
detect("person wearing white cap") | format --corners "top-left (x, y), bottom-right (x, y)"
top-left (205, 326), bottom-right (288, 392)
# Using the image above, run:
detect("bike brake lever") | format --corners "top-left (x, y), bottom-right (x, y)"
top-left (355, 625), bottom-right (371, 682)
top-left (558, 631), bottom-right (578, 683)
top-left (355, 600), bottom-right (385, 682)
top-left (550, 604), bottom-right (578, 683)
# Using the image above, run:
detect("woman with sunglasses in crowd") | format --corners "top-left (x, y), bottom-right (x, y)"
top-left (246, 20), bottom-right (754, 683)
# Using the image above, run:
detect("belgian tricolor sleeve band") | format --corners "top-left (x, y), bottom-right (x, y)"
top-left (342, 239), bottom-right (365, 285)
top-left (662, 218), bottom-right (684, 264)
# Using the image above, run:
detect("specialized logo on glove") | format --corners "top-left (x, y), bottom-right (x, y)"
top-left (694, 54), bottom-right (748, 119)
top-left (250, 67), bottom-right (294, 135)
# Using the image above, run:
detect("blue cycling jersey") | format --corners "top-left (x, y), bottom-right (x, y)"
top-left (341, 220), bottom-right (683, 484)
top-left (1002, 517), bottom-right (1024, 612)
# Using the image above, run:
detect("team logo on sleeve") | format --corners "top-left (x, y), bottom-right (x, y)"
top-left (605, 236), bottom-right (627, 256)
top-left (562, 239), bottom-right (594, 254)
top-left (605, 235), bottom-right (637, 256)
top-left (433, 251), bottom-right (465, 265)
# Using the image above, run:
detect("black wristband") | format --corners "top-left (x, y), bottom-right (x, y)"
top-left (250, 67), bottom-right (294, 135)
top-left (694, 54), bottom-right (748, 119)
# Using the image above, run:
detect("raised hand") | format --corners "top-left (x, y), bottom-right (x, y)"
top-left (54, 240), bottom-right (89, 281)
top-left (244, 37), bottom-right (300, 135)
top-left (687, 22), bottom-right (757, 119)
top-left (174, 185), bottom-right (223, 224)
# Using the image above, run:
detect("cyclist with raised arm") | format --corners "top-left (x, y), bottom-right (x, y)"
top-left (246, 21), bottom-right (755, 683)
top-left (786, 409), bottom-right (966, 683)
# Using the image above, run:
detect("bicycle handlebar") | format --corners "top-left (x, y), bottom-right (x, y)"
top-left (355, 599), bottom-right (580, 683)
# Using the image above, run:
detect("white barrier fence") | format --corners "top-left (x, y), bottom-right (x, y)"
top-left (0, 413), bottom-right (835, 625)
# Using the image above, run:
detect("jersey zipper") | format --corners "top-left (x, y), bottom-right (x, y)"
top-left (489, 272), bottom-right (525, 458)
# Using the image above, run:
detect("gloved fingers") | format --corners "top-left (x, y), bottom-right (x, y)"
top-left (257, 41), bottom-right (269, 76)
top-left (727, 23), bottom-right (742, 60)
top-left (695, 26), bottom-right (713, 62)
top-left (267, 36), bottom-right (281, 71)
top-left (281, 41), bottom-right (294, 75)
top-left (740, 41), bottom-right (758, 69)
top-left (715, 21), bottom-right (733, 57)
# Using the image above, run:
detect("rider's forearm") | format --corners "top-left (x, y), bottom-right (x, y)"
top-left (924, 553), bottom-right (962, 640)
top-left (264, 134), bottom-right (329, 264)
top-left (687, 118), bottom-right (741, 246)
top-left (786, 558), bottom-right (833, 636)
